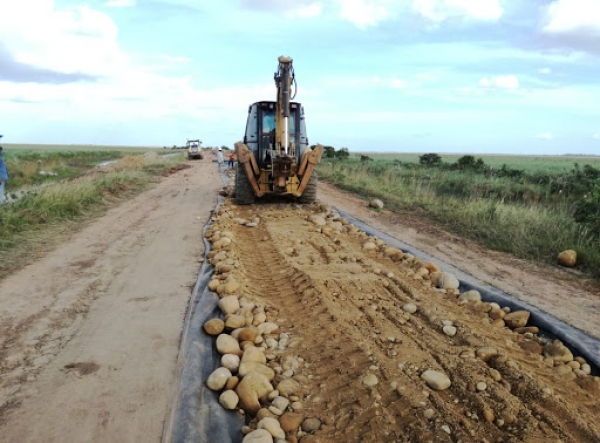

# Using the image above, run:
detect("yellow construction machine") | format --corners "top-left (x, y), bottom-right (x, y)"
top-left (234, 56), bottom-right (322, 204)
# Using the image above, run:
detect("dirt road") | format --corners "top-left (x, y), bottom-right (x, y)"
top-left (0, 160), bottom-right (221, 442)
top-left (1, 161), bottom-right (599, 442)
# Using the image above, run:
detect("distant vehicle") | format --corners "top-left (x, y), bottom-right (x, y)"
top-left (187, 140), bottom-right (203, 160)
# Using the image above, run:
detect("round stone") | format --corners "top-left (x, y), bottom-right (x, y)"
top-left (420, 370), bottom-right (451, 390)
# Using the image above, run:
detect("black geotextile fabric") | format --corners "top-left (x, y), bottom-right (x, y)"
top-left (336, 209), bottom-right (600, 376)
top-left (162, 175), bottom-right (244, 443)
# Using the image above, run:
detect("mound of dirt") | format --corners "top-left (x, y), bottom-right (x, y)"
top-left (204, 199), bottom-right (600, 443)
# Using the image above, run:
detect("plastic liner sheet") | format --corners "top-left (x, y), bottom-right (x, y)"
top-left (336, 209), bottom-right (600, 376)
top-left (163, 183), bottom-right (244, 442)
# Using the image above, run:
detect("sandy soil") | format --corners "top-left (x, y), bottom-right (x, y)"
top-left (205, 197), bottom-right (600, 442)
top-left (317, 183), bottom-right (600, 341)
top-left (0, 159), bottom-right (221, 442)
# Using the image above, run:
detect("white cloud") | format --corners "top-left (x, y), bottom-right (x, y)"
top-left (543, 0), bottom-right (600, 35)
top-left (0, 1), bottom-right (126, 77)
top-left (105, 0), bottom-right (136, 7)
top-left (534, 132), bottom-right (553, 140)
top-left (413, 0), bottom-right (502, 23)
top-left (336, 0), bottom-right (396, 28)
top-left (593, 133), bottom-right (600, 140)
top-left (479, 75), bottom-right (519, 89)
top-left (538, 67), bottom-right (552, 75)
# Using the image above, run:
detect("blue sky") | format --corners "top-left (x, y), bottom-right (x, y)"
top-left (1, 0), bottom-right (600, 154)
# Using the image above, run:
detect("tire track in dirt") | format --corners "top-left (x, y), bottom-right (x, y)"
top-left (209, 200), bottom-right (600, 442)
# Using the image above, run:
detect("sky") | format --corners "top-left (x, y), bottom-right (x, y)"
top-left (1, 0), bottom-right (600, 155)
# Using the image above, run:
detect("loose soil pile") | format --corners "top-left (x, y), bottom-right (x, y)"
top-left (204, 198), bottom-right (600, 443)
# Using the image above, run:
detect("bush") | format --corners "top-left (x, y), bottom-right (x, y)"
top-left (335, 148), bottom-right (350, 160)
top-left (322, 146), bottom-right (336, 158)
top-left (419, 153), bottom-right (442, 166)
top-left (574, 184), bottom-right (600, 237)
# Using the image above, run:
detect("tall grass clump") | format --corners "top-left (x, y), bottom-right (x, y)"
top-left (317, 156), bottom-right (600, 280)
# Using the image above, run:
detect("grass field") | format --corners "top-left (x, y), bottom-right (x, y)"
top-left (1, 144), bottom-right (166, 191)
top-left (0, 147), bottom-right (185, 280)
top-left (354, 152), bottom-right (600, 173)
top-left (317, 152), bottom-right (600, 281)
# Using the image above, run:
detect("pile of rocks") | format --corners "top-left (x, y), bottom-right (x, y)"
top-left (203, 218), bottom-right (321, 443)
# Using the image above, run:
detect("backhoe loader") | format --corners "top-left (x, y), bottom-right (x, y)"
top-left (234, 56), bottom-right (322, 204)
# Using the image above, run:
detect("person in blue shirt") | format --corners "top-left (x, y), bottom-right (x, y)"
top-left (0, 135), bottom-right (8, 204)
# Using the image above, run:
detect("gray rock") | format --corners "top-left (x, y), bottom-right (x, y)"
top-left (277, 378), bottom-right (301, 397)
top-left (216, 334), bottom-right (242, 355)
top-left (219, 296), bottom-right (240, 315)
top-left (302, 417), bottom-right (322, 432)
top-left (442, 325), bottom-right (457, 337)
top-left (221, 354), bottom-right (241, 373)
top-left (504, 310), bottom-right (531, 329)
top-left (362, 374), bottom-right (379, 387)
top-left (242, 429), bottom-right (272, 443)
top-left (257, 417), bottom-right (285, 439)
top-left (271, 396), bottom-right (290, 412)
top-left (402, 303), bottom-right (417, 314)
top-left (369, 198), bottom-right (384, 210)
top-left (458, 290), bottom-right (481, 302)
top-left (420, 370), bottom-right (451, 390)
top-left (206, 367), bottom-right (232, 391)
top-left (437, 272), bottom-right (460, 290)
top-left (219, 390), bottom-right (239, 409)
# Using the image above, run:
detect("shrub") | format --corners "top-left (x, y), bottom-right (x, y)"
top-left (419, 153), bottom-right (442, 166)
top-left (335, 148), bottom-right (350, 160)
top-left (573, 184), bottom-right (600, 237)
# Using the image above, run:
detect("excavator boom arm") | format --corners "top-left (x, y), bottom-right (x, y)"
top-left (274, 56), bottom-right (294, 157)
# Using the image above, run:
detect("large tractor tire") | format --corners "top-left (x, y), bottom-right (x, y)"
top-left (298, 171), bottom-right (317, 204)
top-left (235, 163), bottom-right (255, 205)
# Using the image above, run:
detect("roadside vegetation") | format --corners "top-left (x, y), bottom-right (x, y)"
top-left (3, 149), bottom-right (127, 189)
top-left (0, 150), bottom-right (186, 280)
top-left (317, 151), bottom-right (600, 280)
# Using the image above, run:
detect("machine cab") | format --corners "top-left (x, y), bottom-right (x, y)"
top-left (243, 101), bottom-right (308, 167)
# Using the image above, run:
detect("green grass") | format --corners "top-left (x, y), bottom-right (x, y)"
top-left (0, 150), bottom-right (186, 280)
top-left (354, 152), bottom-right (600, 174)
top-left (317, 156), bottom-right (600, 281)
top-left (3, 149), bottom-right (129, 189)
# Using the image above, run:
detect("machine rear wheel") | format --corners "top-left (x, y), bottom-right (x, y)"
top-left (298, 171), bottom-right (317, 204)
top-left (235, 163), bottom-right (255, 205)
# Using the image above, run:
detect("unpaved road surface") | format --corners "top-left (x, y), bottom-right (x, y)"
top-left (207, 198), bottom-right (600, 442)
top-left (0, 160), bottom-right (221, 442)
top-left (1, 161), bottom-right (600, 443)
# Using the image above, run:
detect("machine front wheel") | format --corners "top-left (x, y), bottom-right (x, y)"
top-left (298, 171), bottom-right (317, 204)
top-left (235, 163), bottom-right (255, 205)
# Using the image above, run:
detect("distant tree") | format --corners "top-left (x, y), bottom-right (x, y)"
top-left (360, 155), bottom-right (373, 162)
top-left (322, 146), bottom-right (336, 158)
top-left (419, 153), bottom-right (442, 166)
top-left (456, 155), bottom-right (477, 169)
top-left (335, 147), bottom-right (350, 160)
